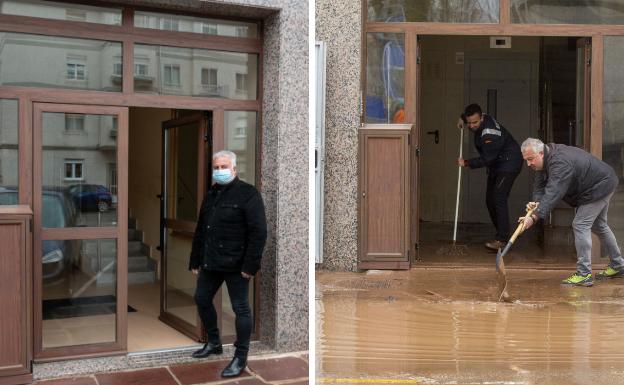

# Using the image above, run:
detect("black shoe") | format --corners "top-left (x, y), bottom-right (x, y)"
top-left (485, 240), bottom-right (506, 251)
top-left (221, 356), bottom-right (247, 377)
top-left (191, 342), bottom-right (223, 358)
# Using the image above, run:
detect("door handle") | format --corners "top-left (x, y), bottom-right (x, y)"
top-left (427, 129), bottom-right (440, 144)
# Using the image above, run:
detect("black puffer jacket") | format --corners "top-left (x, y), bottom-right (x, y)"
top-left (189, 177), bottom-right (267, 275)
top-left (532, 143), bottom-right (618, 220)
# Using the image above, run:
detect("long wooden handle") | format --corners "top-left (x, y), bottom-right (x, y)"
top-left (509, 205), bottom-right (538, 244)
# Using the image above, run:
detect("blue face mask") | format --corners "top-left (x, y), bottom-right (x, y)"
top-left (213, 169), bottom-right (235, 185)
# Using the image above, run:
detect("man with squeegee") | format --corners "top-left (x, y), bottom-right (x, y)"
top-left (520, 138), bottom-right (624, 286)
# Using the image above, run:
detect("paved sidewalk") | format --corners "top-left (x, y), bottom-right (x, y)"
top-left (34, 353), bottom-right (308, 385)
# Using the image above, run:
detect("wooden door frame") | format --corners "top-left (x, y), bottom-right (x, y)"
top-left (361, 2), bottom-right (615, 266)
top-left (33, 103), bottom-right (129, 362)
top-left (0, 0), bottom-right (264, 368)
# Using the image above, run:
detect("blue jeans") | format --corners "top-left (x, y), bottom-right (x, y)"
top-left (573, 193), bottom-right (624, 276)
top-left (194, 269), bottom-right (252, 358)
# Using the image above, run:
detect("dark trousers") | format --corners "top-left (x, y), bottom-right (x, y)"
top-left (194, 269), bottom-right (252, 358)
top-left (486, 171), bottom-right (519, 242)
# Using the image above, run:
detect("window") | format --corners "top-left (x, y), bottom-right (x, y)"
top-left (164, 65), bottom-right (180, 86)
top-left (67, 62), bottom-right (86, 80)
top-left (134, 14), bottom-right (148, 28)
top-left (135, 63), bottom-right (148, 76)
top-left (113, 63), bottom-right (122, 76)
top-left (64, 160), bottom-right (84, 180)
top-left (201, 68), bottom-right (218, 86)
top-left (235, 26), bottom-right (248, 37)
top-left (202, 23), bottom-right (218, 35)
top-left (0, 1), bottom-right (121, 25)
top-left (235, 125), bottom-right (246, 138)
top-left (236, 73), bottom-right (248, 92)
top-left (134, 11), bottom-right (257, 37)
top-left (162, 17), bottom-right (179, 31)
top-left (65, 9), bottom-right (87, 22)
top-left (111, 13), bottom-right (122, 26)
top-left (65, 114), bottom-right (85, 131)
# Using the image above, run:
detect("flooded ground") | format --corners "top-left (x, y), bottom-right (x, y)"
top-left (316, 268), bottom-right (624, 384)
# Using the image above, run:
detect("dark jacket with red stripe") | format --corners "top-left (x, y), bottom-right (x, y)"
top-left (465, 114), bottom-right (523, 174)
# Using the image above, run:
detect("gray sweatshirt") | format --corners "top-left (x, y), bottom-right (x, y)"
top-left (533, 143), bottom-right (618, 220)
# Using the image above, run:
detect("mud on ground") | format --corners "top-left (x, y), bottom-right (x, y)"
top-left (316, 268), bottom-right (624, 385)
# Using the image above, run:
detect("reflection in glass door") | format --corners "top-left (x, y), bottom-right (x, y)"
top-left (33, 104), bottom-right (128, 360)
top-left (160, 112), bottom-right (210, 340)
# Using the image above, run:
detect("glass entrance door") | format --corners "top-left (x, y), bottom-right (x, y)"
top-left (33, 103), bottom-right (128, 360)
top-left (159, 112), bottom-right (210, 340)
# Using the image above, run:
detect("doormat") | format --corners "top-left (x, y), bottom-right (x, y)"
top-left (43, 295), bottom-right (136, 320)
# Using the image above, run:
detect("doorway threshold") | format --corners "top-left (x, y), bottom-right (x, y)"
top-left (33, 341), bottom-right (272, 381)
top-left (128, 344), bottom-right (202, 357)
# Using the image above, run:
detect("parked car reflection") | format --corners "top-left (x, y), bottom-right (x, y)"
top-left (68, 184), bottom-right (113, 212)
top-left (0, 187), bottom-right (82, 282)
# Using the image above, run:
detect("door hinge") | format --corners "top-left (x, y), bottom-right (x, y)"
top-left (417, 56), bottom-right (421, 65)
top-left (586, 58), bottom-right (591, 66)
top-left (415, 147), bottom-right (420, 156)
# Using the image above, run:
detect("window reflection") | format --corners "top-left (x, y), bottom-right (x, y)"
top-left (134, 44), bottom-right (258, 99)
top-left (225, 111), bottom-right (257, 184)
top-left (0, 33), bottom-right (121, 92)
top-left (0, 0), bottom-right (122, 25)
top-left (0, 99), bottom-right (18, 200)
top-left (42, 239), bottom-right (117, 349)
top-left (134, 11), bottom-right (258, 38)
top-left (42, 112), bottom-right (118, 227)
top-left (365, 33), bottom-right (405, 124)
top-left (512, 0), bottom-right (624, 24)
top-left (367, 0), bottom-right (499, 23)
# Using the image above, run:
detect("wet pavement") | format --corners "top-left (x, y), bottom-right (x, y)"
top-left (316, 268), bottom-right (624, 384)
top-left (33, 352), bottom-right (308, 385)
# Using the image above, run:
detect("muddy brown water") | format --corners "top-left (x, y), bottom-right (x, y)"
top-left (316, 269), bottom-right (624, 384)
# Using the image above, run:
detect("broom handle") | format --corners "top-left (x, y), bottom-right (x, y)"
top-left (452, 128), bottom-right (464, 243)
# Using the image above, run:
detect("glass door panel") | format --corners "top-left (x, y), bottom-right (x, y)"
top-left (221, 111), bottom-right (257, 339)
top-left (34, 104), bottom-right (128, 359)
top-left (160, 113), bottom-right (209, 340)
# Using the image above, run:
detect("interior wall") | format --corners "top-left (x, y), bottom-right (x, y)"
top-left (128, 108), bottom-right (170, 263)
top-left (419, 36), bottom-right (540, 224)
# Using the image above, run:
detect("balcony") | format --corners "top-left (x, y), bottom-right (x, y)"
top-left (198, 84), bottom-right (228, 98)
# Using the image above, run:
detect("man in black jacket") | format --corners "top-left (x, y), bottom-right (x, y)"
top-left (457, 103), bottom-right (523, 251)
top-left (520, 138), bottom-right (624, 286)
top-left (189, 150), bottom-right (267, 377)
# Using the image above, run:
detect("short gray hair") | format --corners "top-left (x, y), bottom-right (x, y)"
top-left (521, 138), bottom-right (544, 154)
top-left (213, 150), bottom-right (237, 167)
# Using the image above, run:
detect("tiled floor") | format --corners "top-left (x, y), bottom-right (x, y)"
top-left (33, 353), bottom-right (309, 385)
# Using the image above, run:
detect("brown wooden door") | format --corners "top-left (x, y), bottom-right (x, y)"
top-left (159, 112), bottom-right (210, 341)
top-left (33, 103), bottom-right (129, 361)
top-left (0, 207), bottom-right (32, 384)
top-left (358, 124), bottom-right (411, 270)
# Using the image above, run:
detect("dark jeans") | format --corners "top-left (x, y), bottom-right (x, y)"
top-left (194, 269), bottom-right (252, 358)
top-left (486, 171), bottom-right (519, 242)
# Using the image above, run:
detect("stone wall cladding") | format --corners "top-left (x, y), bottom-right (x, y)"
top-left (316, 0), bottom-right (360, 271)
